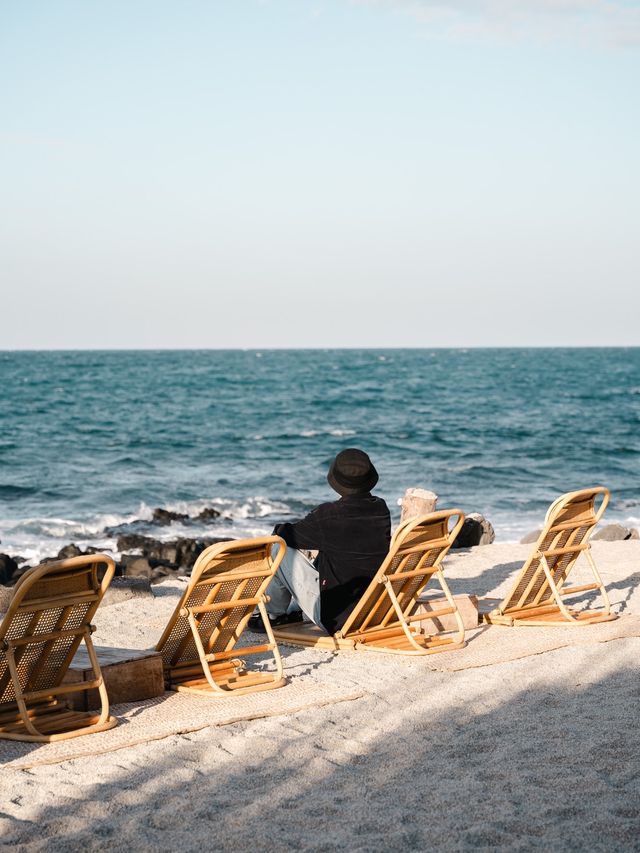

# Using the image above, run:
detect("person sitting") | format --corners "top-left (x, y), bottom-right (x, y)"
top-left (248, 448), bottom-right (391, 635)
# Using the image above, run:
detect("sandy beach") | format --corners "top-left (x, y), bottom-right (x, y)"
top-left (1, 540), bottom-right (639, 852)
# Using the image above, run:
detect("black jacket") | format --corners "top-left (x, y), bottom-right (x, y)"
top-left (273, 493), bottom-right (391, 634)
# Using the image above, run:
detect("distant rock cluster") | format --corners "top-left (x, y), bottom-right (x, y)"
top-left (0, 505), bottom-right (229, 589)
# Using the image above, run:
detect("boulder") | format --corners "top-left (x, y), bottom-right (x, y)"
top-left (116, 534), bottom-right (162, 553)
top-left (121, 556), bottom-right (153, 580)
top-left (157, 543), bottom-right (178, 564)
top-left (116, 535), bottom-right (234, 574)
top-left (0, 554), bottom-right (19, 585)
top-left (520, 529), bottom-right (542, 545)
top-left (197, 507), bottom-right (221, 522)
top-left (172, 537), bottom-right (232, 569)
top-left (56, 544), bottom-right (102, 561)
top-left (173, 538), bottom-right (207, 568)
top-left (592, 524), bottom-right (640, 542)
top-left (152, 508), bottom-right (189, 526)
top-left (452, 513), bottom-right (495, 549)
top-left (56, 543), bottom-right (84, 560)
top-left (6, 564), bottom-right (32, 585)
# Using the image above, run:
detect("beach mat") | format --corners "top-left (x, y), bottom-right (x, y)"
top-left (424, 614), bottom-right (640, 672)
top-left (0, 680), bottom-right (365, 770)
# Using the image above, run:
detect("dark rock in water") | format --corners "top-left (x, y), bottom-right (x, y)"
top-left (520, 529), bottom-right (542, 545)
top-left (173, 537), bottom-right (233, 568)
top-left (116, 534), bottom-right (233, 575)
top-left (119, 553), bottom-right (186, 584)
top-left (0, 554), bottom-right (19, 585)
top-left (56, 544), bottom-right (102, 560)
top-left (157, 543), bottom-right (178, 564)
top-left (104, 518), bottom-right (154, 537)
top-left (57, 543), bottom-right (84, 560)
top-left (173, 538), bottom-right (206, 568)
top-left (104, 505), bottom-right (225, 539)
top-left (116, 534), bottom-right (162, 554)
top-left (592, 524), bottom-right (640, 542)
top-left (452, 513), bottom-right (495, 549)
top-left (152, 508), bottom-right (189, 526)
top-left (196, 507), bottom-right (221, 522)
top-left (5, 563), bottom-right (32, 585)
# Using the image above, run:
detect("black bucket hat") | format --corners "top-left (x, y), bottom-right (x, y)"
top-left (327, 448), bottom-right (378, 496)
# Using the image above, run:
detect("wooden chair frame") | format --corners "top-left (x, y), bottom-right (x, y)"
top-left (274, 510), bottom-right (467, 655)
top-left (485, 487), bottom-right (616, 626)
top-left (0, 555), bottom-right (117, 743)
top-left (155, 536), bottom-right (287, 696)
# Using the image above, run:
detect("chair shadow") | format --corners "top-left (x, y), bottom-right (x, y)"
top-left (446, 560), bottom-right (522, 598)
top-left (240, 630), bottom-right (338, 679)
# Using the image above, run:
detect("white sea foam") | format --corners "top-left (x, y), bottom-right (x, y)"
top-left (3, 496), bottom-right (637, 567)
top-left (160, 496), bottom-right (293, 520)
top-left (298, 428), bottom-right (356, 438)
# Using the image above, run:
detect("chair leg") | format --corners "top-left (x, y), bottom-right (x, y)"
top-left (432, 568), bottom-right (466, 647)
top-left (187, 612), bottom-right (230, 694)
top-left (82, 628), bottom-right (112, 728)
top-left (357, 579), bottom-right (435, 654)
top-left (5, 646), bottom-right (42, 739)
top-left (584, 547), bottom-right (613, 615)
top-left (185, 606), bottom-right (285, 694)
top-left (540, 556), bottom-right (580, 622)
top-left (2, 633), bottom-right (117, 742)
top-left (255, 599), bottom-right (285, 684)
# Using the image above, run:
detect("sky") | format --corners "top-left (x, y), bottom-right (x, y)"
top-left (1, 0), bottom-right (639, 348)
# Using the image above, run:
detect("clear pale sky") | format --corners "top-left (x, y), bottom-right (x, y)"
top-left (1, 0), bottom-right (638, 348)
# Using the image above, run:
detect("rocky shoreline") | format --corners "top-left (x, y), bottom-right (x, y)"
top-left (0, 505), bottom-right (232, 588)
top-left (1, 502), bottom-right (637, 592)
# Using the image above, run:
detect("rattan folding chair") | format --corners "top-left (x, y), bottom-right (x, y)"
top-left (274, 510), bottom-right (466, 655)
top-left (485, 487), bottom-right (616, 626)
top-left (155, 536), bottom-right (287, 695)
top-left (0, 554), bottom-right (117, 743)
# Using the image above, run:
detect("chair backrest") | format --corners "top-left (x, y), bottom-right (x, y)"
top-left (499, 487), bottom-right (609, 615)
top-left (155, 536), bottom-right (283, 669)
top-left (0, 555), bottom-right (115, 707)
top-left (338, 509), bottom-right (464, 639)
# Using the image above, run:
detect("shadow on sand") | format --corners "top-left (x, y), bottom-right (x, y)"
top-left (1, 642), bottom-right (639, 852)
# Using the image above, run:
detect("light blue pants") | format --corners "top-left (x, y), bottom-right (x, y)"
top-left (267, 544), bottom-right (323, 627)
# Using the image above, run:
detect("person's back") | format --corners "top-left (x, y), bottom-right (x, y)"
top-left (275, 490), bottom-right (391, 633)
top-left (250, 448), bottom-right (391, 636)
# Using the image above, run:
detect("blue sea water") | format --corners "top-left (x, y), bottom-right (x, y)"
top-left (1, 348), bottom-right (639, 562)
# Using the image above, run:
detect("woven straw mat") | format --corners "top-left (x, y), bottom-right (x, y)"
top-left (424, 614), bottom-right (640, 671)
top-left (1, 680), bottom-right (365, 770)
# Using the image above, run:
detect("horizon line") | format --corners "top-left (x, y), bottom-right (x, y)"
top-left (1, 345), bottom-right (639, 354)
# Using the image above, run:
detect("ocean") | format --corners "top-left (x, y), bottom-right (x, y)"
top-left (1, 348), bottom-right (639, 563)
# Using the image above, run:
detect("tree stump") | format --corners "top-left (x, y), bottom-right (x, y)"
top-left (399, 488), bottom-right (438, 525)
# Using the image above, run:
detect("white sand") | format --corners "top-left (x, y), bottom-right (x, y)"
top-left (1, 541), bottom-right (639, 851)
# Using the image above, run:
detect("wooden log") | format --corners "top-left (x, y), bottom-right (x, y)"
top-left (399, 488), bottom-right (438, 525)
top-left (412, 594), bottom-right (479, 632)
top-left (62, 646), bottom-right (165, 711)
